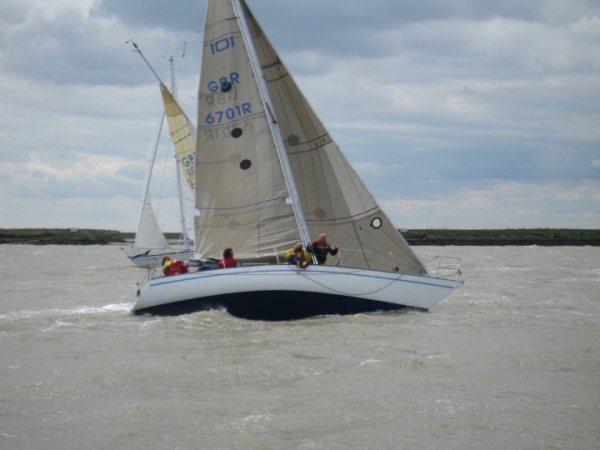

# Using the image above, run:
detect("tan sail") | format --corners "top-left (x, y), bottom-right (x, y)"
top-left (160, 84), bottom-right (196, 192)
top-left (194, 0), bottom-right (299, 260)
top-left (239, 0), bottom-right (426, 275)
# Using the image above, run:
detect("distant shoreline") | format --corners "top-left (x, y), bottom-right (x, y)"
top-left (1, 228), bottom-right (599, 246)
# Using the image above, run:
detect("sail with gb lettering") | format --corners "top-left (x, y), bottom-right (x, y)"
top-left (235, 0), bottom-right (426, 275)
top-left (161, 84), bottom-right (196, 193)
top-left (194, 0), bottom-right (299, 260)
top-left (160, 83), bottom-right (195, 241)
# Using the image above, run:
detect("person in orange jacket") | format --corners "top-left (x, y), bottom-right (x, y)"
top-left (162, 256), bottom-right (189, 276)
top-left (217, 248), bottom-right (240, 269)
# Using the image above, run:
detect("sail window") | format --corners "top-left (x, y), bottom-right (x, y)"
top-left (240, 159), bottom-right (252, 170)
top-left (286, 134), bottom-right (300, 146)
top-left (231, 128), bottom-right (243, 138)
top-left (370, 217), bottom-right (382, 229)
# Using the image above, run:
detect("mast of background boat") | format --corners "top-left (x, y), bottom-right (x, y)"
top-left (231, 0), bottom-right (315, 260)
top-left (167, 55), bottom-right (190, 249)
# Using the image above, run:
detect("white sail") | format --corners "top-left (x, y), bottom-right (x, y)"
top-left (133, 111), bottom-right (171, 252)
top-left (239, 0), bottom-right (426, 275)
top-left (134, 201), bottom-right (170, 250)
top-left (194, 0), bottom-right (300, 260)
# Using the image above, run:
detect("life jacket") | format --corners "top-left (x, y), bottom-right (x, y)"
top-left (218, 257), bottom-right (239, 269)
top-left (163, 259), bottom-right (189, 276)
top-left (284, 248), bottom-right (312, 264)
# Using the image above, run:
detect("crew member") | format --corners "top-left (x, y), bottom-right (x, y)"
top-left (162, 256), bottom-right (189, 276)
top-left (218, 248), bottom-right (240, 269)
top-left (308, 233), bottom-right (338, 265)
top-left (284, 243), bottom-right (312, 269)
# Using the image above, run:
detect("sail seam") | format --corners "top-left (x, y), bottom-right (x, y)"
top-left (265, 73), bottom-right (289, 83)
top-left (173, 133), bottom-right (191, 145)
top-left (197, 195), bottom-right (287, 211)
top-left (261, 59), bottom-right (282, 70)
top-left (306, 207), bottom-right (380, 223)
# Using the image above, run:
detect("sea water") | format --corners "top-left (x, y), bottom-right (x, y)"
top-left (0, 245), bottom-right (598, 449)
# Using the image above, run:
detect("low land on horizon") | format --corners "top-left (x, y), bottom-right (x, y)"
top-left (1, 228), bottom-right (599, 246)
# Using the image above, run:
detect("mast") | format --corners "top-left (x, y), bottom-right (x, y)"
top-left (168, 56), bottom-right (190, 248)
top-left (230, 0), bottom-right (314, 255)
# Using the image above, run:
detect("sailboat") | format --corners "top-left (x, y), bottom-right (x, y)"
top-left (128, 51), bottom-right (196, 269)
top-left (133, 0), bottom-right (462, 318)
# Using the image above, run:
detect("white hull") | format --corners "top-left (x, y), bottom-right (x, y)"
top-left (128, 249), bottom-right (194, 269)
top-left (133, 265), bottom-right (462, 316)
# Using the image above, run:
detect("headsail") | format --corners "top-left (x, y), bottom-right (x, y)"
top-left (194, 0), bottom-right (300, 260)
top-left (160, 84), bottom-right (196, 193)
top-left (239, 0), bottom-right (426, 275)
top-left (160, 84), bottom-right (196, 242)
top-left (134, 201), bottom-right (170, 251)
top-left (134, 111), bottom-right (170, 252)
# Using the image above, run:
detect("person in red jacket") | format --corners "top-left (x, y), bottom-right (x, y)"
top-left (162, 256), bottom-right (189, 276)
top-left (218, 248), bottom-right (240, 269)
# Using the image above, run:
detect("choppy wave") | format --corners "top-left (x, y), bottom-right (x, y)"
top-left (0, 303), bottom-right (133, 321)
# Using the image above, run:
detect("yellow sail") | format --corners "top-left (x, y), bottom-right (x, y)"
top-left (160, 84), bottom-right (196, 191)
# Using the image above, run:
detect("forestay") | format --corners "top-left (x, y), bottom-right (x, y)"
top-left (239, 0), bottom-right (426, 276)
top-left (195, 0), bottom-right (300, 260)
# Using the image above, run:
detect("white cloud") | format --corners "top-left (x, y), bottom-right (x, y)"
top-left (381, 181), bottom-right (600, 228)
top-left (0, 0), bottom-right (598, 229)
top-left (354, 162), bottom-right (404, 178)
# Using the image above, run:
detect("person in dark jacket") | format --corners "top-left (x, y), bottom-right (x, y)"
top-left (218, 248), bottom-right (240, 269)
top-left (308, 233), bottom-right (338, 265)
top-left (162, 256), bottom-right (189, 276)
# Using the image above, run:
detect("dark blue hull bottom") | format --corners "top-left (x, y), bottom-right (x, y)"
top-left (133, 290), bottom-right (424, 321)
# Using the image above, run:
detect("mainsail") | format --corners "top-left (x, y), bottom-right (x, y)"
top-left (238, 0), bottom-right (426, 276)
top-left (194, 0), bottom-right (300, 259)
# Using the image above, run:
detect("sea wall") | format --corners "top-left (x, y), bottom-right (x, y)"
top-left (1, 228), bottom-right (599, 246)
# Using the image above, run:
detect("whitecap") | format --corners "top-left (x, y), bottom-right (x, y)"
top-left (0, 302), bottom-right (133, 321)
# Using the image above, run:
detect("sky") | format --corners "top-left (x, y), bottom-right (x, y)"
top-left (0, 0), bottom-right (599, 231)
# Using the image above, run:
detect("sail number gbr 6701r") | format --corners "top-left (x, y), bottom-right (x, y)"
top-left (205, 102), bottom-right (252, 125)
